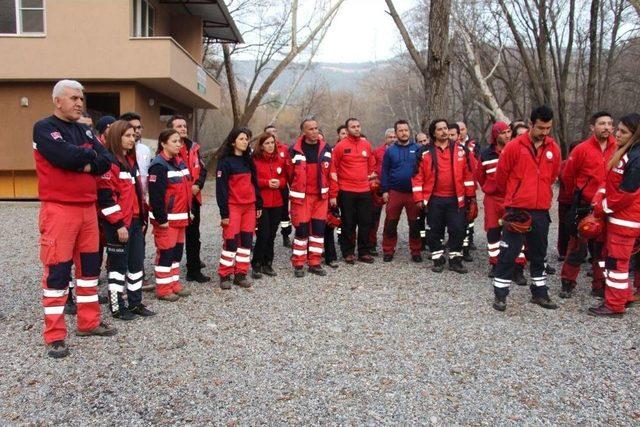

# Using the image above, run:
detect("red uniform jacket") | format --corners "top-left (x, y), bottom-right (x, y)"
top-left (495, 133), bottom-right (561, 210)
top-left (476, 143), bottom-right (503, 197)
top-left (557, 160), bottom-right (573, 204)
top-left (373, 144), bottom-right (387, 178)
top-left (276, 141), bottom-right (293, 181)
top-left (148, 153), bottom-right (193, 227)
top-left (179, 138), bottom-right (207, 205)
top-left (289, 136), bottom-right (332, 201)
top-left (412, 142), bottom-right (476, 208)
top-left (33, 115), bottom-right (112, 203)
top-left (561, 135), bottom-right (616, 204)
top-left (215, 154), bottom-right (262, 219)
top-left (254, 151), bottom-right (287, 208)
top-left (329, 135), bottom-right (376, 197)
top-left (97, 154), bottom-right (145, 229)
top-left (594, 144), bottom-right (640, 237)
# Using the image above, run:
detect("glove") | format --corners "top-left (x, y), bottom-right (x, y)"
top-left (465, 197), bottom-right (478, 221)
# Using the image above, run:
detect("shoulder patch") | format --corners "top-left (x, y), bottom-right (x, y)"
top-left (50, 131), bottom-right (62, 140)
top-left (546, 151), bottom-right (553, 160)
top-left (362, 150), bottom-right (367, 157)
top-left (100, 172), bottom-right (111, 180)
top-left (86, 130), bottom-right (94, 139)
top-left (149, 175), bottom-right (157, 183)
top-left (217, 170), bottom-right (223, 178)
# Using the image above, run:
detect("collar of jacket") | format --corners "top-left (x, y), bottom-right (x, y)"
top-left (587, 134), bottom-right (616, 151)
top-left (292, 135), bottom-right (326, 154)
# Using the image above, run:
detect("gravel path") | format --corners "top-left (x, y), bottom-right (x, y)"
top-left (1, 192), bottom-right (639, 425)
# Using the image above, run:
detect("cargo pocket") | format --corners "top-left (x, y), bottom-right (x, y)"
top-left (39, 237), bottom-right (58, 265)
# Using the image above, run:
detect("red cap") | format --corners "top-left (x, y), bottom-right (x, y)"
top-left (491, 121), bottom-right (510, 145)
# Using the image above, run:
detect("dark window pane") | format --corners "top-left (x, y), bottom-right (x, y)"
top-left (147, 5), bottom-right (154, 36)
top-left (0, 0), bottom-right (17, 34)
top-left (141, 0), bottom-right (147, 36)
top-left (21, 0), bottom-right (42, 8)
top-left (21, 9), bottom-right (42, 32)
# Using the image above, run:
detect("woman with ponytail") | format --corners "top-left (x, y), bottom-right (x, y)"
top-left (589, 113), bottom-right (640, 317)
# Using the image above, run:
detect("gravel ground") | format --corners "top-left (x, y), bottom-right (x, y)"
top-left (1, 191), bottom-right (640, 425)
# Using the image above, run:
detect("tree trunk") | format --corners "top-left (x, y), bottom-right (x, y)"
top-left (423, 0), bottom-right (452, 129)
top-left (583, 0), bottom-right (600, 137)
top-left (222, 43), bottom-right (241, 127)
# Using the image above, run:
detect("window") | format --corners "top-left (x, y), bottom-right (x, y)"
top-left (133, 0), bottom-right (154, 37)
top-left (0, 0), bottom-right (44, 34)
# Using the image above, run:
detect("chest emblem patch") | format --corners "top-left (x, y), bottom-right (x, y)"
top-left (362, 150), bottom-right (367, 157)
top-left (546, 151), bottom-right (553, 160)
top-left (276, 167), bottom-right (282, 174)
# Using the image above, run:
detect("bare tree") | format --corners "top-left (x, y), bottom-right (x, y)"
top-left (385, 0), bottom-right (453, 129)
top-left (224, 0), bottom-right (345, 127)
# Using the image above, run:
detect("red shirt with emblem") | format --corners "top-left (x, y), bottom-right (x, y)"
top-left (433, 145), bottom-right (456, 197)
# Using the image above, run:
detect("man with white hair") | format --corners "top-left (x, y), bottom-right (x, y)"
top-left (33, 79), bottom-right (118, 358)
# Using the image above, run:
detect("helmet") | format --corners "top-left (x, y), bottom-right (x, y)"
top-left (578, 214), bottom-right (604, 239)
top-left (327, 207), bottom-right (341, 228)
top-left (501, 210), bottom-right (532, 234)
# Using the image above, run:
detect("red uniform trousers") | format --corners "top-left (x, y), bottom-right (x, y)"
top-left (153, 225), bottom-right (185, 297)
top-left (218, 203), bottom-right (256, 277)
top-left (369, 205), bottom-right (383, 249)
top-left (382, 190), bottom-right (421, 256)
top-left (560, 235), bottom-right (605, 292)
top-left (483, 195), bottom-right (526, 266)
top-left (39, 202), bottom-right (101, 344)
top-left (603, 229), bottom-right (639, 312)
top-left (290, 194), bottom-right (328, 267)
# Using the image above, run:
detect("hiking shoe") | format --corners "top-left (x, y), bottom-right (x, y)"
top-left (158, 293), bottom-right (180, 302)
top-left (233, 274), bottom-right (252, 288)
top-left (186, 272), bottom-right (211, 283)
top-left (383, 254), bottom-right (394, 262)
top-left (462, 249), bottom-right (473, 262)
top-left (113, 310), bottom-right (137, 321)
top-left (129, 304), bottom-right (156, 317)
top-left (545, 264), bottom-right (556, 275)
top-left (591, 288), bottom-right (604, 298)
top-left (282, 236), bottom-right (292, 248)
top-left (448, 258), bottom-right (468, 274)
top-left (559, 279), bottom-right (576, 299)
top-left (588, 304), bottom-right (623, 318)
top-left (309, 265), bottom-right (327, 276)
top-left (493, 298), bottom-right (507, 312)
top-left (47, 340), bottom-right (70, 359)
top-left (412, 254), bottom-right (423, 263)
top-left (77, 322), bottom-right (117, 337)
top-left (262, 265), bottom-right (278, 276)
top-left (176, 288), bottom-right (191, 297)
top-left (251, 266), bottom-right (263, 279)
top-left (220, 276), bottom-right (232, 290)
top-left (530, 296), bottom-right (558, 310)
top-left (326, 260), bottom-right (339, 269)
top-left (344, 255), bottom-right (356, 265)
top-left (294, 267), bottom-right (305, 278)
top-left (513, 265), bottom-right (527, 287)
top-left (141, 277), bottom-right (155, 292)
top-left (432, 259), bottom-right (446, 273)
top-left (358, 255), bottom-right (375, 264)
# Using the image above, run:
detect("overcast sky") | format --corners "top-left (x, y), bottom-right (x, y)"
top-left (314, 0), bottom-right (414, 63)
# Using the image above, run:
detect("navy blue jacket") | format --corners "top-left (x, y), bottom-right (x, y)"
top-left (381, 141), bottom-right (420, 193)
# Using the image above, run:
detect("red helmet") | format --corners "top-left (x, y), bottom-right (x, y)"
top-left (327, 208), bottom-right (341, 228)
top-left (578, 214), bottom-right (604, 239)
top-left (500, 210), bottom-right (532, 234)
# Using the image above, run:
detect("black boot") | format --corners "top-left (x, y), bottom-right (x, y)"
top-left (432, 257), bottom-right (446, 273)
top-left (251, 264), bottom-right (263, 279)
top-left (530, 287), bottom-right (558, 309)
top-left (513, 265), bottom-right (527, 286)
top-left (110, 291), bottom-right (136, 321)
top-left (559, 279), bottom-right (576, 299)
top-left (282, 235), bottom-right (292, 248)
top-left (233, 274), bottom-right (252, 288)
top-left (462, 248), bottom-right (473, 262)
top-left (493, 297), bottom-right (507, 312)
top-left (448, 257), bottom-right (468, 274)
top-left (262, 264), bottom-right (277, 277)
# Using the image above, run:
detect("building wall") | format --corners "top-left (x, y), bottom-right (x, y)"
top-left (0, 81), bottom-right (192, 199)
